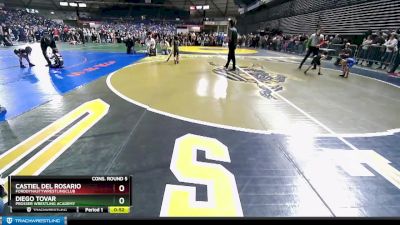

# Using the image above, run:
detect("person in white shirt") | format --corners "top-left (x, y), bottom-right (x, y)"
top-left (0, 24), bottom-right (3, 46)
top-left (378, 33), bottom-right (398, 70)
top-left (160, 38), bottom-right (170, 55)
top-left (299, 29), bottom-right (324, 70)
top-left (357, 35), bottom-right (373, 65)
top-left (145, 33), bottom-right (156, 56)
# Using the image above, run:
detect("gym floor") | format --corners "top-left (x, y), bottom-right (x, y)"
top-left (1, 43), bottom-right (400, 217)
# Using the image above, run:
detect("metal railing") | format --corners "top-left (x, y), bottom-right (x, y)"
top-left (243, 39), bottom-right (400, 72)
top-left (355, 44), bottom-right (398, 66)
top-left (324, 44), bottom-right (359, 58)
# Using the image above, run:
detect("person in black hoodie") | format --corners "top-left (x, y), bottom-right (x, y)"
top-left (40, 32), bottom-right (57, 66)
top-left (125, 34), bottom-right (135, 54)
top-left (224, 20), bottom-right (238, 71)
top-left (78, 28), bottom-right (85, 44)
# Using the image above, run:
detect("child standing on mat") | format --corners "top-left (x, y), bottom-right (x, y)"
top-left (304, 52), bottom-right (327, 75)
top-left (14, 46), bottom-right (35, 68)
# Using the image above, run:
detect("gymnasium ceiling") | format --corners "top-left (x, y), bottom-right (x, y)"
top-left (1, 0), bottom-right (260, 17)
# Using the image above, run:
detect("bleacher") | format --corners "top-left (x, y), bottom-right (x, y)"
top-left (239, 0), bottom-right (400, 35)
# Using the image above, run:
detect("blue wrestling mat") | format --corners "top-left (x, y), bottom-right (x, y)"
top-left (0, 45), bottom-right (145, 122)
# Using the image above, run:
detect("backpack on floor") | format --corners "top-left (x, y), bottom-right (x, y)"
top-left (149, 48), bottom-right (156, 57)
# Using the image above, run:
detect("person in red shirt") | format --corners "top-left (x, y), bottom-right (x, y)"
top-left (53, 28), bottom-right (60, 41)
top-left (63, 26), bottom-right (69, 42)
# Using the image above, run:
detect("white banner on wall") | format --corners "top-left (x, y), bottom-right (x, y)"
top-left (177, 28), bottom-right (189, 34)
top-left (52, 19), bottom-right (64, 24)
top-left (189, 26), bottom-right (201, 32)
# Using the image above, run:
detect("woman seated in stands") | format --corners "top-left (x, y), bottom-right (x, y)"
top-left (160, 38), bottom-right (170, 55)
top-left (2, 31), bottom-right (13, 46)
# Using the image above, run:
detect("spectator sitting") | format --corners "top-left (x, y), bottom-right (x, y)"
top-left (160, 38), bottom-right (170, 55)
top-left (331, 34), bottom-right (342, 45)
top-left (3, 31), bottom-right (13, 46)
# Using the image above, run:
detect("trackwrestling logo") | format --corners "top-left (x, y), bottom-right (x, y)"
top-left (2, 216), bottom-right (65, 225)
top-left (209, 62), bottom-right (287, 99)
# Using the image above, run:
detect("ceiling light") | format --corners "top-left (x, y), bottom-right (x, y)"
top-left (69, 2), bottom-right (78, 7)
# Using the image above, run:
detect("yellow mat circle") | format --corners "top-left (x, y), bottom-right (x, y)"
top-left (179, 46), bottom-right (257, 54)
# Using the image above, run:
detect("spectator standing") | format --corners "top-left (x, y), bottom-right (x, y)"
top-left (378, 33), bottom-right (398, 70)
top-left (358, 35), bottom-right (373, 65)
top-left (388, 30), bottom-right (400, 75)
top-left (53, 27), bottom-right (60, 41)
top-left (0, 23), bottom-right (3, 46)
top-left (298, 34), bottom-right (307, 54)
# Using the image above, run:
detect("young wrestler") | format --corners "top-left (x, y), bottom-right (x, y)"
top-left (340, 57), bottom-right (356, 78)
top-left (14, 46), bottom-right (35, 68)
top-left (304, 51), bottom-right (328, 75)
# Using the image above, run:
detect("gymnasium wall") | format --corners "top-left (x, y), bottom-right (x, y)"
top-left (237, 0), bottom-right (400, 35)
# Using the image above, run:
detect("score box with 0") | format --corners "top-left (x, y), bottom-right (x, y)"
top-left (8, 176), bottom-right (133, 210)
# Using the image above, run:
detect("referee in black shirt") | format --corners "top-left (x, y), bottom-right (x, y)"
top-left (225, 20), bottom-right (238, 71)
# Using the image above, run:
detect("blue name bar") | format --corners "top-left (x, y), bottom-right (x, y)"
top-left (1, 217), bottom-right (66, 225)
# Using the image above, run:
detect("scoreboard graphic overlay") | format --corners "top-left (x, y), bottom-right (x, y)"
top-left (8, 176), bottom-right (132, 214)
